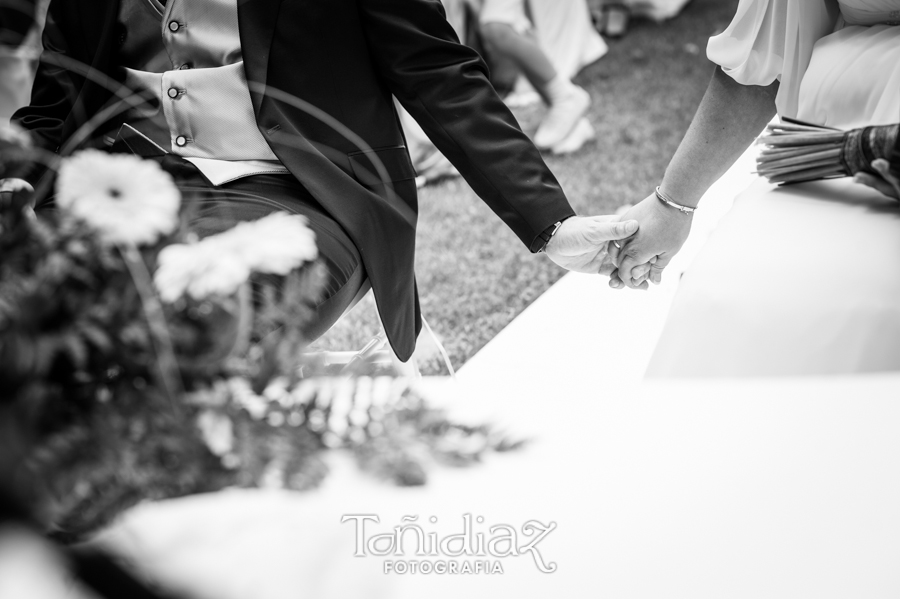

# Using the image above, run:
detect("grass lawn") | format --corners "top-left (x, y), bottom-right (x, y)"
top-left (311, 0), bottom-right (740, 373)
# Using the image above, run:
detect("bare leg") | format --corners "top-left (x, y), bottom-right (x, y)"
top-left (479, 21), bottom-right (591, 150)
top-left (480, 22), bottom-right (556, 103)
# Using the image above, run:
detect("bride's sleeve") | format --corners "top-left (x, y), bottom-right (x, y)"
top-left (706, 0), bottom-right (840, 117)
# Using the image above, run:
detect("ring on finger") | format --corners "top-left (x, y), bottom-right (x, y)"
top-left (613, 240), bottom-right (622, 249)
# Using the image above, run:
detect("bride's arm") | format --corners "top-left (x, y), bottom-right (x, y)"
top-left (660, 67), bottom-right (778, 210)
top-left (611, 67), bottom-right (778, 289)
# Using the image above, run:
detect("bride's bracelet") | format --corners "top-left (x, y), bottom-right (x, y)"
top-left (655, 186), bottom-right (696, 215)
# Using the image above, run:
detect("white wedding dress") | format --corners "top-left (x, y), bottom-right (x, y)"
top-left (646, 0), bottom-right (900, 377)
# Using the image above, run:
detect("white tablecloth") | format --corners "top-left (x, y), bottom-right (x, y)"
top-left (647, 177), bottom-right (900, 377)
top-left (92, 374), bottom-right (900, 599)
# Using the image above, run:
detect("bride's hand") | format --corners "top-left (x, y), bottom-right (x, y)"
top-left (607, 192), bottom-right (693, 289)
top-left (853, 159), bottom-right (900, 200)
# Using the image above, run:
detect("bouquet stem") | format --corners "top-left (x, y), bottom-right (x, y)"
top-left (119, 243), bottom-right (184, 405)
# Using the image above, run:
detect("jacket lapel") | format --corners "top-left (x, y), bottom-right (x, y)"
top-left (237, 0), bottom-right (283, 114)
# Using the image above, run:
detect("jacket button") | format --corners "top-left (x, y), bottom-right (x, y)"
top-left (168, 21), bottom-right (180, 32)
top-left (167, 87), bottom-right (180, 99)
top-left (175, 136), bottom-right (187, 147)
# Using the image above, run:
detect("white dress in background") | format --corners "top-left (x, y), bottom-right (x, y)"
top-left (646, 0), bottom-right (900, 378)
top-left (527, 0), bottom-right (608, 82)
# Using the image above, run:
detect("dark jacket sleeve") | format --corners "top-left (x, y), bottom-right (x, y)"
top-left (356, 0), bottom-right (576, 251)
top-left (11, 2), bottom-right (80, 184)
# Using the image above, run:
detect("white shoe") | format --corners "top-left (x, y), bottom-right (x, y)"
top-left (503, 90), bottom-right (542, 109)
top-left (534, 86), bottom-right (590, 150)
top-left (414, 150), bottom-right (459, 188)
top-left (550, 118), bottom-right (596, 155)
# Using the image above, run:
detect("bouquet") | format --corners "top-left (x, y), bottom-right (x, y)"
top-left (0, 133), bottom-right (519, 541)
top-left (756, 117), bottom-right (899, 188)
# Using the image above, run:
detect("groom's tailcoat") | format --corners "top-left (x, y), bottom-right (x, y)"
top-left (15, 0), bottom-right (575, 360)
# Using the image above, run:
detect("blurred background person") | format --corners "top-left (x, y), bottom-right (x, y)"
top-left (406, 0), bottom-right (606, 185)
top-left (477, 0), bottom-right (592, 150)
top-left (590, 0), bottom-right (693, 38)
top-left (509, 0), bottom-right (608, 102)
top-left (0, 0), bottom-right (46, 123)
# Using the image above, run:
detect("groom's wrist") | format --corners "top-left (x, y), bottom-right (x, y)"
top-left (530, 214), bottom-right (575, 253)
top-left (534, 215), bottom-right (574, 253)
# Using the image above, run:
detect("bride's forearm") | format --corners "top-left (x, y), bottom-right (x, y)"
top-left (660, 67), bottom-right (778, 208)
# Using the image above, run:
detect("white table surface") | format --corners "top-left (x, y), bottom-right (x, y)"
top-left (92, 142), bottom-right (900, 599)
top-left (96, 373), bottom-right (900, 599)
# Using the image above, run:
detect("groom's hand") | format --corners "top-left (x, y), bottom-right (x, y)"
top-left (544, 215), bottom-right (643, 275)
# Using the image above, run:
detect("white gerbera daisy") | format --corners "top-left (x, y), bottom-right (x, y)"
top-left (196, 410), bottom-right (234, 457)
top-left (154, 237), bottom-right (251, 302)
top-left (154, 212), bottom-right (318, 303)
top-left (216, 212), bottom-right (318, 274)
top-left (56, 150), bottom-right (181, 245)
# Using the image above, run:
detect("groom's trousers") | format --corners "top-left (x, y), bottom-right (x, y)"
top-left (155, 155), bottom-right (366, 343)
top-left (36, 152), bottom-right (366, 343)
top-left (34, 148), bottom-right (368, 345)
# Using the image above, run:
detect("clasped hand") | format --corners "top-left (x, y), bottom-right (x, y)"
top-left (605, 192), bottom-right (693, 290)
top-left (605, 156), bottom-right (898, 290)
top-left (544, 214), bottom-right (649, 277)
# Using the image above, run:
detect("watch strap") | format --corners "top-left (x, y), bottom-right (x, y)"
top-left (536, 220), bottom-right (564, 253)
